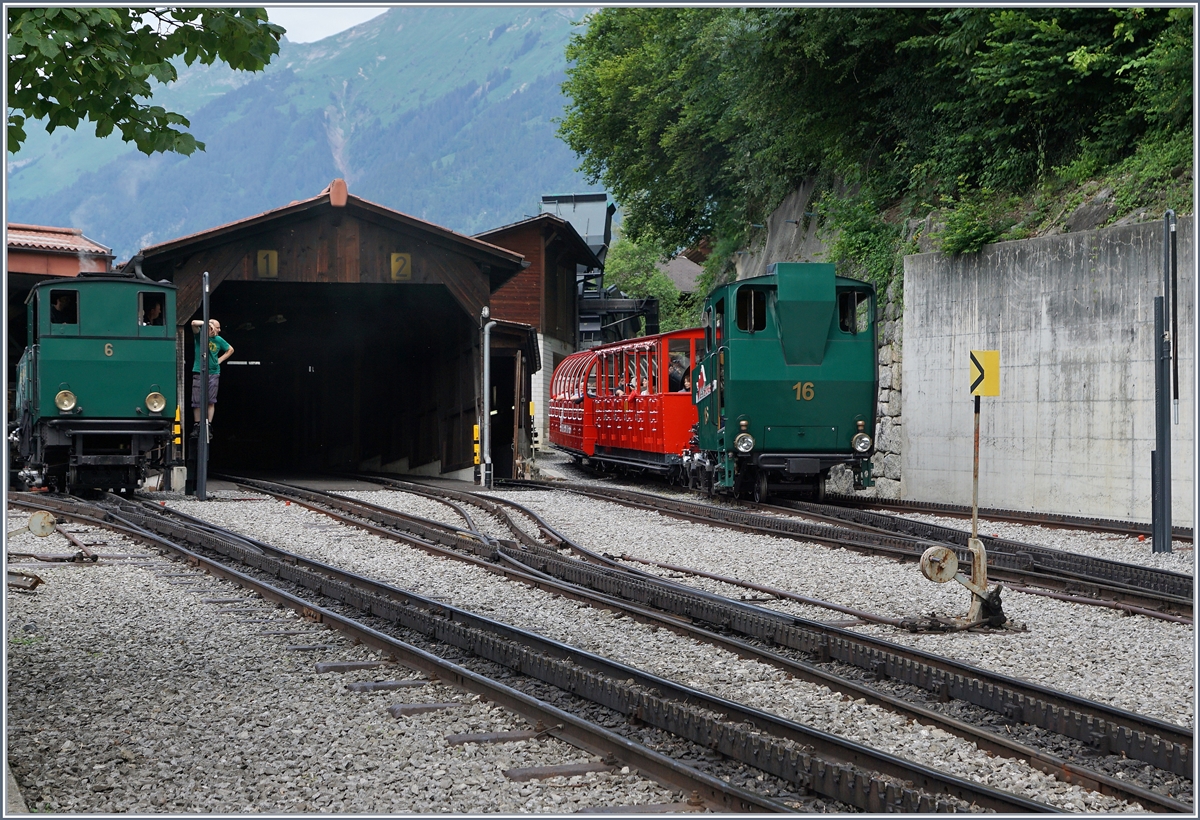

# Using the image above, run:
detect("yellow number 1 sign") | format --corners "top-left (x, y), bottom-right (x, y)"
top-left (970, 350), bottom-right (1000, 396)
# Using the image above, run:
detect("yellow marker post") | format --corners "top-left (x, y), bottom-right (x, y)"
top-left (968, 350), bottom-right (1000, 540)
top-left (472, 423), bottom-right (481, 465)
top-left (970, 350), bottom-right (1000, 397)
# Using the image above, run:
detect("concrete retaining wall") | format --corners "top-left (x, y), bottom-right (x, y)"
top-left (902, 217), bottom-right (1194, 523)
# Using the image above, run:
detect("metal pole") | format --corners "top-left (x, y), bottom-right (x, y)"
top-left (197, 272), bottom-right (210, 501)
top-left (482, 319), bottom-right (497, 488)
top-left (971, 394), bottom-right (980, 540)
top-left (1152, 295), bottom-right (1171, 553)
top-left (1151, 449), bottom-right (1161, 550)
top-left (1167, 210), bottom-right (1179, 424)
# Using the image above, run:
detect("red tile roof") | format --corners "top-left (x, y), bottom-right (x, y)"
top-left (7, 223), bottom-right (113, 257)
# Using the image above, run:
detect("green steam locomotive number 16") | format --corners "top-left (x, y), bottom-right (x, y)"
top-left (792, 381), bottom-right (815, 401)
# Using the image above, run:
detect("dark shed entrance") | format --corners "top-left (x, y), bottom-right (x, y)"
top-left (139, 180), bottom-right (528, 480)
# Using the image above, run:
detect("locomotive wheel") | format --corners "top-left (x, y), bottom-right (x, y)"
top-left (813, 479), bottom-right (826, 502)
top-left (753, 471), bottom-right (769, 503)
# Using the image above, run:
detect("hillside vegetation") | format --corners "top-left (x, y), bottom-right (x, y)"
top-left (559, 8), bottom-right (1193, 292)
top-left (8, 7), bottom-right (592, 260)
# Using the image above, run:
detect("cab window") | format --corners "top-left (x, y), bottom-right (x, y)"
top-left (139, 292), bottom-right (166, 326)
top-left (49, 290), bottom-right (78, 324)
top-left (736, 287), bottom-right (767, 332)
top-left (714, 299), bottom-right (725, 346)
top-left (838, 290), bottom-right (872, 335)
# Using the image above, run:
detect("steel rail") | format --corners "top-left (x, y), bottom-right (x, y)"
top-left (8, 495), bottom-right (788, 814)
top-left (96, 495), bottom-right (1060, 813)
top-left (504, 480), bottom-right (1192, 621)
top-left (161, 480), bottom-right (1194, 785)
top-left (826, 493), bottom-right (1194, 543)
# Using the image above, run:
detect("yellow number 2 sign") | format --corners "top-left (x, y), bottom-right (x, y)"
top-left (391, 253), bottom-right (412, 282)
top-left (970, 350), bottom-right (999, 396)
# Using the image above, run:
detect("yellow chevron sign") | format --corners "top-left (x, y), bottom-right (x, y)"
top-left (970, 350), bottom-right (1000, 396)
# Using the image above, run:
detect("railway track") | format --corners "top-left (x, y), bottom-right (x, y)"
top-left (371, 478), bottom-right (1194, 807)
top-left (502, 480), bottom-right (1192, 623)
top-left (8, 494), bottom-right (787, 813)
top-left (12, 491), bottom-right (1055, 814)
top-left (826, 493), bottom-right (1194, 544)
top-left (53, 477), bottom-right (1192, 809)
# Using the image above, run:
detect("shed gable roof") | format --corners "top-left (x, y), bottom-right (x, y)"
top-left (476, 212), bottom-right (603, 271)
top-left (140, 179), bottom-right (525, 292)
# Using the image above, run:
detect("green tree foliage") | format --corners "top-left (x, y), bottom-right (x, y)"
top-left (559, 10), bottom-right (738, 250)
top-left (7, 7), bottom-right (284, 155)
top-left (602, 234), bottom-right (701, 332)
top-left (559, 8), bottom-right (1192, 266)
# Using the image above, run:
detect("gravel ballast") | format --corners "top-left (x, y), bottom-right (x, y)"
top-left (113, 488), bottom-right (1198, 811)
top-left (5, 515), bottom-right (684, 814)
top-left (482, 488), bottom-right (1195, 731)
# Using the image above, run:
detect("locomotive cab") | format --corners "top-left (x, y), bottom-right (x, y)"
top-left (13, 273), bottom-right (178, 492)
top-left (693, 262), bottom-right (877, 500)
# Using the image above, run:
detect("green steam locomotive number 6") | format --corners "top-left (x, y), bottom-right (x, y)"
top-left (11, 272), bottom-right (178, 493)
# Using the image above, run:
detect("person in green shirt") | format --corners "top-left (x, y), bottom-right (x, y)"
top-left (190, 318), bottom-right (234, 434)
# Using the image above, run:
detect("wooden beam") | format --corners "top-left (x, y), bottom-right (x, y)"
top-left (173, 241), bottom-right (256, 323)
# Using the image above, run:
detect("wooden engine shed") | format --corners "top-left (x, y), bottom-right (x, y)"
top-left (138, 179), bottom-right (534, 480)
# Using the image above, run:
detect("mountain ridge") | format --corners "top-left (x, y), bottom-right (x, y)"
top-left (6, 7), bottom-right (595, 260)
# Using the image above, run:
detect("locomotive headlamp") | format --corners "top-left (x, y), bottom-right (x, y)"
top-left (852, 432), bottom-right (872, 453)
top-left (734, 432), bottom-right (755, 453)
top-left (55, 390), bottom-right (77, 412)
top-left (145, 392), bottom-right (167, 413)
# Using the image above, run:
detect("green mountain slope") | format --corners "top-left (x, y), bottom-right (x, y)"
top-left (6, 6), bottom-right (593, 259)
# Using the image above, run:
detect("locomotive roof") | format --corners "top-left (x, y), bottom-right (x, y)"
top-left (27, 272), bottom-right (177, 300)
top-left (712, 269), bottom-right (874, 290)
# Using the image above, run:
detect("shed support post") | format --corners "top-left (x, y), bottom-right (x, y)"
top-left (482, 317), bottom-right (497, 488)
top-left (197, 272), bottom-right (210, 501)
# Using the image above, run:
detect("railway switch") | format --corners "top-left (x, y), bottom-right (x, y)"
top-left (919, 539), bottom-right (1007, 630)
top-left (7, 511), bottom-right (57, 539)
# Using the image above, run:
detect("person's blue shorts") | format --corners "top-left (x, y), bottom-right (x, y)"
top-left (191, 373), bottom-right (220, 407)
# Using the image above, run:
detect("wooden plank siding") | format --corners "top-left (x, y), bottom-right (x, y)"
top-left (489, 229), bottom-right (545, 329)
top-left (486, 223), bottom-right (579, 349)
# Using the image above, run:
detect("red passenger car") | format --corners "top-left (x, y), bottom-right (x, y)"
top-left (548, 328), bottom-right (705, 474)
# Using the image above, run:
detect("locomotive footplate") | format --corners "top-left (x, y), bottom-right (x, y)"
top-left (754, 452), bottom-right (864, 476)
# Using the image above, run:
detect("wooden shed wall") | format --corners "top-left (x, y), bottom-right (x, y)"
top-left (490, 230), bottom-right (544, 329)
top-left (488, 225), bottom-right (579, 349)
top-left (160, 210), bottom-right (492, 324)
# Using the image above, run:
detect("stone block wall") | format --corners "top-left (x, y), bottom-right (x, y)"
top-left (828, 275), bottom-right (905, 498)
